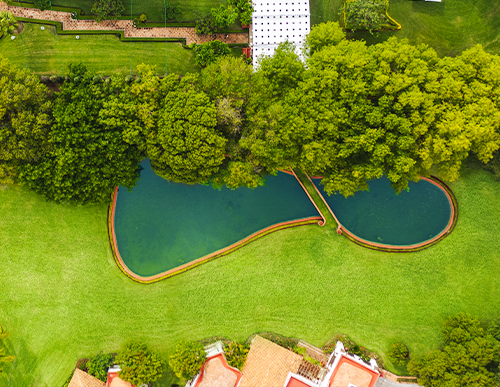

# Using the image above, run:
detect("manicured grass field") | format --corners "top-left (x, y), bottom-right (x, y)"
top-left (310, 0), bottom-right (500, 56)
top-left (1, 161), bottom-right (500, 386)
top-left (0, 23), bottom-right (243, 75)
top-left (0, 23), bottom-right (197, 75)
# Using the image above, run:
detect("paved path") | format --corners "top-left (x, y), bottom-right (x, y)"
top-left (375, 377), bottom-right (421, 387)
top-left (0, 1), bottom-right (248, 45)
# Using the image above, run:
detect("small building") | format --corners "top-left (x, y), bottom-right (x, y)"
top-left (250, 0), bottom-right (311, 65)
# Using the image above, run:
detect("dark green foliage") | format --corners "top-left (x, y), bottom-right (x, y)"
top-left (322, 334), bottom-right (381, 365)
top-left (0, 57), bottom-right (52, 185)
top-left (408, 314), bottom-right (500, 387)
top-left (488, 318), bottom-right (500, 341)
top-left (388, 343), bottom-right (409, 366)
top-left (115, 342), bottom-right (164, 385)
top-left (21, 63), bottom-right (144, 204)
top-left (224, 342), bottom-right (249, 370)
top-left (344, 0), bottom-right (385, 33)
top-left (194, 40), bottom-right (231, 68)
top-left (91, 0), bottom-right (125, 22)
top-left (195, 13), bottom-right (216, 34)
top-left (169, 341), bottom-right (206, 379)
top-left (164, 3), bottom-right (181, 21)
top-left (34, 0), bottom-right (51, 11)
top-left (87, 352), bottom-right (114, 382)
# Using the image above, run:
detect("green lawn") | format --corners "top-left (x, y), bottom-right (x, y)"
top-left (310, 0), bottom-right (500, 56)
top-left (1, 160), bottom-right (500, 386)
top-left (0, 23), bottom-right (198, 75)
top-left (0, 23), bottom-right (243, 75)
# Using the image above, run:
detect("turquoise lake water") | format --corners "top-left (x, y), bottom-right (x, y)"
top-left (312, 176), bottom-right (452, 246)
top-left (114, 161), bottom-right (320, 277)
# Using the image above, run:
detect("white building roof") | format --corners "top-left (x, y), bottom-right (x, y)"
top-left (251, 0), bottom-right (311, 65)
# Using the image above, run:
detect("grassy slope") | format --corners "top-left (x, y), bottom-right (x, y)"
top-left (0, 24), bottom-right (243, 75)
top-left (0, 23), bottom-right (197, 75)
top-left (1, 162), bottom-right (500, 386)
top-left (310, 0), bottom-right (500, 56)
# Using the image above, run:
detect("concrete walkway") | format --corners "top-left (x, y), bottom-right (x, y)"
top-left (375, 377), bottom-right (422, 387)
top-left (0, 1), bottom-right (248, 45)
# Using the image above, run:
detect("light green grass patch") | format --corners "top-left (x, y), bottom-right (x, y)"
top-left (0, 161), bottom-right (500, 386)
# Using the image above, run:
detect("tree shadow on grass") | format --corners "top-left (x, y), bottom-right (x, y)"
top-left (411, 0), bottom-right (445, 17)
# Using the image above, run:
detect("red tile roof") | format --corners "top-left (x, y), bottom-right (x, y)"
top-left (194, 354), bottom-right (242, 387)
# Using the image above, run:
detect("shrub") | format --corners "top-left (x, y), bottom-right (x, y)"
top-left (344, 0), bottom-right (385, 33)
top-left (195, 13), bottom-right (216, 35)
top-left (91, 0), bottom-right (125, 22)
top-left (34, 0), bottom-right (51, 11)
top-left (87, 352), bottom-right (114, 382)
top-left (169, 341), bottom-right (206, 380)
top-left (165, 3), bottom-right (181, 21)
top-left (115, 342), bottom-right (165, 385)
top-left (224, 342), bottom-right (249, 370)
top-left (0, 11), bottom-right (18, 38)
top-left (388, 342), bottom-right (409, 365)
top-left (75, 358), bottom-right (89, 372)
top-left (194, 40), bottom-right (231, 68)
top-left (139, 14), bottom-right (147, 22)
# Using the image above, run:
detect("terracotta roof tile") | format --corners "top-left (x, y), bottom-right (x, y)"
top-left (329, 357), bottom-right (379, 387)
top-left (240, 335), bottom-right (303, 387)
top-left (68, 369), bottom-right (106, 387)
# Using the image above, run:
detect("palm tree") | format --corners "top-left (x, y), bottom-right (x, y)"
top-left (0, 326), bottom-right (15, 373)
top-left (0, 11), bottom-right (18, 38)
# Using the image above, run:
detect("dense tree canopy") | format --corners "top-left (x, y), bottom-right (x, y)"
top-left (145, 73), bottom-right (226, 184)
top-left (22, 64), bottom-right (144, 204)
top-left (408, 314), bottom-right (500, 387)
top-left (0, 58), bottom-right (52, 185)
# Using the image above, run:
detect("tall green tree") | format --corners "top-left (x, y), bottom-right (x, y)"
top-left (200, 56), bottom-right (264, 188)
top-left (193, 40), bottom-right (231, 68)
top-left (303, 21), bottom-right (345, 57)
top-left (116, 342), bottom-right (164, 385)
top-left (0, 56), bottom-right (52, 184)
top-left (145, 73), bottom-right (226, 184)
top-left (408, 314), bottom-right (500, 387)
top-left (22, 64), bottom-right (144, 204)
